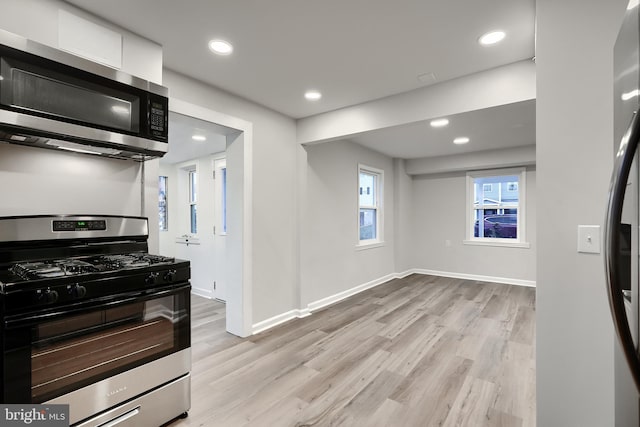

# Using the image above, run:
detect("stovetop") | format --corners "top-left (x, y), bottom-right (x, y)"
top-left (0, 215), bottom-right (191, 313)
top-left (0, 252), bottom-right (190, 314)
top-left (10, 253), bottom-right (177, 280)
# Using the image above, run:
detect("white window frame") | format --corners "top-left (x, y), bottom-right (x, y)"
top-left (214, 158), bottom-right (228, 236)
top-left (158, 176), bottom-right (168, 232)
top-left (188, 168), bottom-right (197, 234)
top-left (357, 164), bottom-right (384, 249)
top-left (464, 167), bottom-right (530, 248)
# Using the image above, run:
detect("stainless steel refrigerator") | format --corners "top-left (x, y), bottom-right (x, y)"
top-left (607, 1), bottom-right (640, 425)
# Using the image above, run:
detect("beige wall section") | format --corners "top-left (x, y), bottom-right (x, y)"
top-left (536, 0), bottom-right (627, 425)
top-left (410, 169), bottom-right (536, 283)
top-left (301, 140), bottom-right (396, 306)
top-left (162, 69), bottom-right (299, 325)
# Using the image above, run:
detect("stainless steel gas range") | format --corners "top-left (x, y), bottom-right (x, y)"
top-left (0, 215), bottom-right (191, 426)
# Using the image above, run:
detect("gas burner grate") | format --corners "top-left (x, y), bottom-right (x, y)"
top-left (95, 254), bottom-right (175, 270)
top-left (9, 254), bottom-right (175, 280)
top-left (10, 259), bottom-right (98, 279)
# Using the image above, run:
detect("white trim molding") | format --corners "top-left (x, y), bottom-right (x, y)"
top-left (408, 268), bottom-right (536, 288)
top-left (191, 287), bottom-right (214, 299)
top-left (465, 167), bottom-right (529, 248)
top-left (250, 269), bottom-right (535, 335)
top-left (252, 308), bottom-right (311, 335)
top-left (170, 98), bottom-right (254, 338)
top-left (307, 273), bottom-right (398, 312)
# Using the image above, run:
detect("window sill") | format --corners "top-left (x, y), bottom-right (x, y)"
top-left (356, 241), bottom-right (385, 251)
top-left (463, 239), bottom-right (530, 249)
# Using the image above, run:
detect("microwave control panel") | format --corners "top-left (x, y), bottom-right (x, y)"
top-left (148, 94), bottom-right (168, 140)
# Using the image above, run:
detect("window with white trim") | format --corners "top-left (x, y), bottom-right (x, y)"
top-left (221, 166), bottom-right (227, 234)
top-left (466, 168), bottom-right (528, 247)
top-left (158, 176), bottom-right (168, 231)
top-left (189, 169), bottom-right (197, 234)
top-left (214, 158), bottom-right (227, 235)
top-left (358, 165), bottom-right (383, 244)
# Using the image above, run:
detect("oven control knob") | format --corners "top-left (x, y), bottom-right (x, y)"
top-left (38, 288), bottom-right (59, 304)
top-left (68, 284), bottom-right (87, 298)
top-left (164, 270), bottom-right (177, 282)
top-left (145, 272), bottom-right (159, 285)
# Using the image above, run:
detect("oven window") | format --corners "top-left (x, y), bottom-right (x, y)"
top-left (9, 289), bottom-right (190, 403)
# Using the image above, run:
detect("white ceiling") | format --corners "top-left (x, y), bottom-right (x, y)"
top-left (162, 112), bottom-right (238, 164)
top-left (65, 0), bottom-right (536, 160)
top-left (348, 100), bottom-right (535, 159)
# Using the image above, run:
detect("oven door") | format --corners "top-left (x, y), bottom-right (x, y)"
top-left (1, 283), bottom-right (190, 405)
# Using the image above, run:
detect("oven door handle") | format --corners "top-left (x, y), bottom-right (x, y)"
top-left (4, 283), bottom-right (191, 329)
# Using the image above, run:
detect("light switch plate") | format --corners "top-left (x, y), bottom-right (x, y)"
top-left (577, 225), bottom-right (601, 254)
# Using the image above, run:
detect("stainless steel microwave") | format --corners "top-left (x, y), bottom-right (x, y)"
top-left (0, 29), bottom-right (169, 161)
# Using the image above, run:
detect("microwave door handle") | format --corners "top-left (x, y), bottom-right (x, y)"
top-left (605, 110), bottom-right (640, 393)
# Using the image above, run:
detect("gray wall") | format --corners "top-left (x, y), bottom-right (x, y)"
top-left (301, 140), bottom-right (396, 306)
top-left (536, 0), bottom-right (627, 425)
top-left (410, 169), bottom-right (536, 283)
top-left (393, 158), bottom-right (414, 274)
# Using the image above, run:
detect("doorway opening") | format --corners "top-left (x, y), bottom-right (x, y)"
top-left (157, 101), bottom-right (253, 337)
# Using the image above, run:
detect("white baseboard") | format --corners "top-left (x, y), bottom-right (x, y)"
top-left (191, 286), bottom-right (213, 299)
top-left (250, 269), bottom-right (535, 335)
top-left (408, 268), bottom-right (537, 288)
top-left (306, 272), bottom-right (399, 312)
top-left (252, 308), bottom-right (310, 335)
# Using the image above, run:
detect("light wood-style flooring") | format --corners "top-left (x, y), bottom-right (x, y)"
top-left (167, 274), bottom-right (536, 427)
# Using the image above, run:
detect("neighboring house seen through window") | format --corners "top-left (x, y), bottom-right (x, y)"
top-left (466, 168), bottom-right (528, 247)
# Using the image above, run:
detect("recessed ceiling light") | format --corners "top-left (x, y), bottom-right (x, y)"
top-left (430, 118), bottom-right (449, 128)
top-left (453, 137), bottom-right (470, 145)
top-left (305, 90), bottom-right (322, 101)
top-left (208, 39), bottom-right (233, 55)
top-left (479, 30), bottom-right (506, 46)
top-left (192, 135), bottom-right (207, 141)
top-left (628, 0), bottom-right (639, 10)
top-left (622, 89), bottom-right (640, 101)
